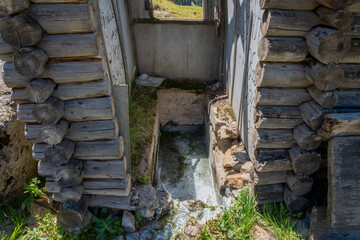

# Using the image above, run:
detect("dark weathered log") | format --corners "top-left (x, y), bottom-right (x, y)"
top-left (38, 160), bottom-right (56, 177)
top-left (53, 80), bottom-right (111, 101)
top-left (260, 0), bottom-right (319, 10)
top-left (26, 79), bottom-right (55, 103)
top-left (0, 0), bottom-right (30, 15)
top-left (308, 86), bottom-right (360, 108)
top-left (306, 27), bottom-right (351, 64)
top-left (27, 4), bottom-right (92, 34)
top-left (255, 106), bottom-right (304, 129)
top-left (0, 13), bottom-right (42, 48)
top-left (57, 196), bottom-right (90, 230)
top-left (66, 119), bottom-right (119, 142)
top-left (25, 124), bottom-right (42, 143)
top-left (44, 139), bottom-right (75, 166)
top-left (45, 181), bottom-right (61, 193)
top-left (286, 172), bottom-right (313, 196)
top-left (252, 169), bottom-right (288, 186)
top-left (300, 100), bottom-right (326, 131)
top-left (252, 129), bottom-right (296, 149)
top-left (54, 159), bottom-right (83, 188)
top-left (36, 34), bottom-right (98, 58)
top-left (317, 112), bottom-right (360, 140)
top-left (305, 61), bottom-right (344, 91)
top-left (32, 97), bottom-right (64, 126)
top-left (14, 47), bottom-right (49, 78)
top-left (89, 195), bottom-right (134, 210)
top-left (253, 183), bottom-right (284, 204)
top-left (340, 63), bottom-right (360, 88)
top-left (306, 86), bottom-right (337, 108)
top-left (83, 159), bottom-right (126, 179)
top-left (261, 9), bottom-right (320, 37)
top-left (40, 119), bottom-right (69, 145)
top-left (316, 7), bottom-right (353, 32)
top-left (254, 149), bottom-right (293, 172)
top-left (328, 136), bottom-right (360, 227)
top-left (258, 37), bottom-right (308, 62)
top-left (340, 39), bottom-right (360, 63)
top-left (255, 62), bottom-right (311, 88)
top-left (255, 88), bottom-right (311, 106)
top-left (32, 0), bottom-right (86, 3)
top-left (284, 186), bottom-right (310, 212)
top-left (316, 0), bottom-right (355, 9)
top-left (84, 176), bottom-right (131, 196)
top-left (2, 63), bottom-right (31, 88)
top-left (18, 104), bottom-right (39, 123)
top-left (294, 124), bottom-right (322, 151)
top-left (32, 143), bottom-right (46, 160)
top-left (11, 89), bottom-right (29, 103)
top-left (0, 37), bottom-right (14, 61)
top-left (73, 137), bottom-right (124, 160)
top-left (58, 185), bottom-right (84, 202)
top-left (289, 146), bottom-right (321, 176)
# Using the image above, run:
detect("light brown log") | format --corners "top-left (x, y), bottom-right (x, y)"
top-left (36, 34), bottom-right (98, 58)
top-left (306, 27), bottom-right (351, 64)
top-left (40, 119), bottom-right (69, 145)
top-left (261, 9), bottom-right (320, 37)
top-left (38, 160), bottom-right (56, 177)
top-left (251, 168), bottom-right (288, 186)
top-left (286, 172), bottom-right (313, 196)
top-left (252, 129), bottom-right (296, 149)
top-left (32, 97), bottom-right (64, 126)
top-left (300, 100), bottom-right (326, 131)
top-left (255, 62), bottom-right (311, 88)
top-left (340, 39), bottom-right (360, 63)
top-left (66, 119), bottom-right (119, 142)
top-left (347, 2), bottom-right (360, 13)
top-left (54, 159), bottom-right (83, 187)
top-left (53, 80), bottom-right (111, 101)
top-left (26, 78), bottom-right (55, 103)
top-left (14, 47), bottom-right (49, 78)
top-left (289, 146), bottom-right (321, 176)
top-left (57, 196), bottom-right (90, 230)
top-left (255, 106), bottom-right (304, 129)
top-left (317, 112), bottom-right (360, 140)
top-left (44, 139), bottom-right (75, 166)
top-left (294, 124), bottom-right (322, 151)
top-left (88, 195), bottom-right (134, 210)
top-left (73, 137), bottom-right (124, 160)
top-left (259, 0), bottom-right (319, 10)
top-left (284, 186), bottom-right (310, 212)
top-left (58, 185), bottom-right (84, 202)
top-left (253, 184), bottom-right (284, 204)
top-left (27, 4), bottom-right (92, 34)
top-left (307, 86), bottom-right (337, 108)
top-left (316, 7), bottom-right (353, 32)
top-left (0, 0), bottom-right (30, 15)
top-left (255, 88), bottom-right (311, 106)
top-left (341, 63), bottom-right (360, 88)
top-left (32, 143), bottom-right (47, 160)
top-left (0, 13), bottom-right (42, 48)
top-left (83, 159), bottom-right (126, 179)
top-left (258, 37), bottom-right (307, 62)
top-left (316, 0), bottom-right (355, 9)
top-left (3, 61), bottom-right (103, 88)
top-left (254, 149), bottom-right (293, 172)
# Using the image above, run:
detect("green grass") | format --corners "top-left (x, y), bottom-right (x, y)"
top-left (152, 0), bottom-right (203, 19)
top-left (160, 80), bottom-right (206, 91)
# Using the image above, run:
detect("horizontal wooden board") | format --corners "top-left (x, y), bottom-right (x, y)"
top-left (53, 80), bottom-right (111, 100)
top-left (255, 88), bottom-right (312, 106)
top-left (73, 137), bottom-right (124, 160)
top-left (255, 106), bottom-right (304, 129)
top-left (254, 183), bottom-right (284, 204)
top-left (252, 128), bottom-right (296, 149)
top-left (31, 0), bottom-right (86, 3)
top-left (259, 0), bottom-right (319, 10)
top-left (253, 148), bottom-right (293, 172)
top-left (66, 119), bottom-right (119, 141)
top-left (88, 195), bottom-right (134, 210)
top-left (83, 160), bottom-right (126, 179)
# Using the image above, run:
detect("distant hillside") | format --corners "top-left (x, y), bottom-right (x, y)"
top-left (153, 0), bottom-right (203, 19)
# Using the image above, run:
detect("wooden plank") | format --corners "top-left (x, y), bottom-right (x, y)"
top-left (73, 137), bottom-right (124, 160)
top-left (251, 169), bottom-right (288, 186)
top-left (38, 160), bottom-right (56, 177)
top-left (253, 148), bottom-right (293, 173)
top-left (84, 175), bottom-right (130, 189)
top-left (89, 195), bottom-right (134, 210)
top-left (308, 86), bottom-right (360, 108)
top-left (32, 144), bottom-right (47, 160)
top-left (255, 106), bottom-right (304, 129)
top-left (300, 100), bottom-right (326, 131)
top-left (27, 4), bottom-right (92, 34)
top-left (255, 88), bottom-right (311, 106)
top-left (259, 0), bottom-right (319, 10)
top-left (253, 184), bottom-right (284, 204)
top-left (252, 129), bottom-right (296, 149)
top-left (66, 119), bottom-right (119, 141)
top-left (83, 160), bottom-right (126, 179)
top-left (83, 179), bottom-right (131, 197)
top-left (17, 104), bottom-right (38, 123)
top-left (2, 63), bottom-right (30, 88)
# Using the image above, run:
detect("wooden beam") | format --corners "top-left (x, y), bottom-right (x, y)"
top-left (260, 0), bottom-right (319, 10)
top-left (255, 88), bottom-right (311, 106)
top-left (284, 186), bottom-right (310, 212)
top-left (300, 100), bottom-right (326, 131)
top-left (73, 137), bottom-right (124, 160)
top-left (308, 87), bottom-right (360, 108)
top-left (253, 184), bottom-right (284, 204)
top-left (89, 195), bottom-right (134, 210)
top-left (83, 160), bottom-right (126, 179)
top-left (255, 106), bottom-right (304, 129)
top-left (253, 148), bottom-right (293, 172)
top-left (289, 146), bottom-right (321, 176)
top-left (252, 129), bottom-right (296, 149)
top-left (294, 123), bottom-right (322, 151)
top-left (316, 0), bottom-right (355, 9)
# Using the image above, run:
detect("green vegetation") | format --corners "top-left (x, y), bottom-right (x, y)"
top-left (152, 0), bottom-right (203, 19)
top-left (22, 177), bottom-right (46, 211)
top-left (160, 80), bottom-right (206, 91)
top-left (91, 208), bottom-right (124, 240)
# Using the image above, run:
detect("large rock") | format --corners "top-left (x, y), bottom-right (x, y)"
top-left (122, 210), bottom-right (136, 233)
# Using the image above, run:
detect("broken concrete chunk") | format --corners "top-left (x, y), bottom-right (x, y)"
top-left (136, 74), bottom-right (165, 87)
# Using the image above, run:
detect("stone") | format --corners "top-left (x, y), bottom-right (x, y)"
top-left (136, 208), bottom-right (155, 219)
top-left (112, 236), bottom-right (124, 240)
top-left (136, 74), bottom-right (164, 87)
top-left (226, 173), bottom-right (243, 189)
top-left (134, 184), bottom-right (158, 209)
top-left (250, 225), bottom-right (276, 240)
top-left (27, 202), bottom-right (50, 226)
top-left (217, 125), bottom-right (239, 142)
top-left (234, 151), bottom-right (250, 164)
top-left (223, 148), bottom-right (237, 168)
top-left (125, 232), bottom-right (139, 240)
top-left (241, 173), bottom-right (251, 185)
top-left (121, 210), bottom-right (136, 233)
top-left (184, 219), bottom-right (200, 237)
top-left (240, 162), bottom-right (252, 175)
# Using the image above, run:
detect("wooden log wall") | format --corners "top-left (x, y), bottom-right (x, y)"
top-left (0, 0), bottom-right (131, 230)
top-left (252, 0), bottom-right (360, 213)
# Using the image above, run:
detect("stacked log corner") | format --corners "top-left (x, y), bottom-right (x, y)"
top-left (0, 0), bottom-right (131, 231)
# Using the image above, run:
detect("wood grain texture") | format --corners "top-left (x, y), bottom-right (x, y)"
top-left (32, 97), bottom-right (64, 126)
top-left (255, 106), bottom-right (304, 129)
top-left (289, 146), bottom-right (321, 176)
top-left (287, 172), bottom-right (313, 196)
top-left (89, 195), bottom-right (134, 210)
top-left (44, 139), bottom-right (75, 166)
top-left (294, 124), bottom-right (321, 151)
top-left (255, 88), bottom-right (312, 106)
top-left (73, 137), bottom-right (124, 160)
top-left (0, 0), bottom-right (30, 15)
top-left (300, 100), bottom-right (326, 131)
top-left (14, 47), bottom-right (49, 78)
top-left (260, 0), bottom-right (319, 10)
top-left (54, 159), bottom-right (83, 187)
top-left (251, 169), bottom-right (288, 185)
top-left (252, 128), bottom-right (296, 149)
top-left (284, 186), bottom-right (310, 212)
top-left (40, 119), bottom-right (69, 145)
top-left (253, 184), bottom-right (284, 204)
top-left (26, 78), bottom-right (55, 103)
top-left (83, 160), bottom-right (126, 179)
top-left (341, 63), bottom-right (360, 88)
top-left (254, 149), bottom-right (293, 172)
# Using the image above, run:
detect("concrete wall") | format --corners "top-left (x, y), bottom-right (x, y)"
top-left (134, 21), bottom-right (221, 82)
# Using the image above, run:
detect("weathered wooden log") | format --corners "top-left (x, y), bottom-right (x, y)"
top-left (32, 143), bottom-right (46, 160)
top-left (44, 139), bottom-right (75, 166)
top-left (341, 63), bottom-right (360, 88)
top-left (255, 106), bottom-right (304, 129)
top-left (11, 89), bottom-right (29, 103)
top-left (308, 87), bottom-right (360, 108)
top-left (17, 104), bottom-right (38, 123)
top-left (84, 176), bottom-right (131, 196)
top-left (45, 181), bottom-right (61, 193)
top-left (252, 169), bottom-right (288, 186)
top-left (84, 175), bottom-right (130, 190)
top-left (64, 96), bottom-right (115, 122)
top-left (73, 137), bottom-right (124, 160)
top-left (347, 2), bottom-right (360, 13)
top-left (261, 9), bottom-right (320, 37)
top-left (300, 100), bottom-right (326, 131)
top-left (255, 88), bottom-right (311, 106)
top-left (286, 172), bottom-right (313, 196)
top-left (307, 86), bottom-right (337, 108)
top-left (289, 146), bottom-right (321, 176)
top-left (26, 120), bottom-right (69, 144)
top-left (54, 159), bottom-right (83, 188)
top-left (36, 34), bottom-right (98, 58)
top-left (25, 124), bottom-right (42, 143)
top-left (3, 61), bottom-right (103, 88)
top-left (253, 184), bottom-right (284, 204)
top-left (0, 13), bottom-right (42, 48)
top-left (66, 119), bottom-right (119, 142)
top-left (254, 149), bottom-right (293, 172)
top-left (306, 27), bottom-right (351, 64)
top-left (316, 7), bottom-right (353, 32)
top-left (32, 0), bottom-right (86, 3)
top-left (53, 80), bottom-right (111, 101)
top-left (38, 160), bottom-right (56, 177)
top-left (32, 97), bottom-right (64, 126)
top-left (316, 0), bottom-right (355, 9)
top-left (258, 37), bottom-right (308, 62)
top-left (294, 124), bottom-right (322, 151)
top-left (27, 4), bottom-right (92, 34)
top-left (284, 186), bottom-right (310, 212)
top-left (317, 112), bottom-right (360, 140)
top-left (0, 37), bottom-right (14, 61)
top-left (89, 195), bottom-right (134, 210)
top-left (259, 0), bottom-right (319, 10)
top-left (255, 62), bottom-right (311, 88)
top-left (0, 0), bottom-right (30, 15)
top-left (58, 185), bottom-right (84, 202)
top-left (328, 136), bottom-right (360, 227)
top-left (57, 196), bottom-right (90, 230)
top-left (83, 159), bottom-right (126, 179)
top-left (14, 47), bottom-right (49, 78)
top-left (252, 129), bottom-right (296, 149)
top-left (26, 79), bottom-right (55, 103)
top-left (340, 39), bottom-right (360, 63)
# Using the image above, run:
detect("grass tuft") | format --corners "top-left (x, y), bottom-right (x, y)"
top-left (152, 0), bottom-right (203, 19)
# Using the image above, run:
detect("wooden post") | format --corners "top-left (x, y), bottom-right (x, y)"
top-left (289, 146), bottom-right (321, 176)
